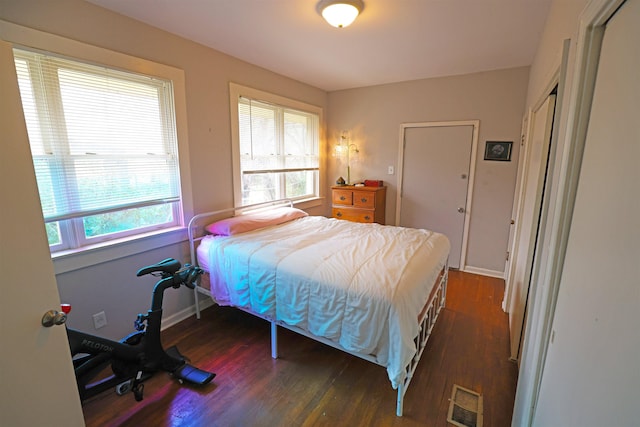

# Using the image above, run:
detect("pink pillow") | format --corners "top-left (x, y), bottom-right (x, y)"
top-left (205, 207), bottom-right (308, 236)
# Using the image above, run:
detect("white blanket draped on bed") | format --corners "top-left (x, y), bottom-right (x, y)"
top-left (197, 215), bottom-right (450, 388)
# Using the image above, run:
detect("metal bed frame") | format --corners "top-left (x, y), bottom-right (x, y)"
top-left (187, 201), bottom-right (448, 416)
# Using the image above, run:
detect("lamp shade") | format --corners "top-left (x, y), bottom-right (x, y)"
top-left (317, 0), bottom-right (364, 28)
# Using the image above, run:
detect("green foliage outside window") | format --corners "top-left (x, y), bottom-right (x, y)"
top-left (83, 205), bottom-right (174, 238)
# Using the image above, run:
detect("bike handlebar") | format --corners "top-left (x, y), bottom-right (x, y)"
top-left (177, 264), bottom-right (203, 290)
top-left (149, 262), bottom-right (203, 311)
top-left (159, 264), bottom-right (203, 290)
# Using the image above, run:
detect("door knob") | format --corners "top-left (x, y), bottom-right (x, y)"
top-left (42, 309), bottom-right (67, 327)
top-left (457, 207), bottom-right (465, 213)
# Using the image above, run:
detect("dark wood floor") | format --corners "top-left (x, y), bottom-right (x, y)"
top-left (83, 271), bottom-right (518, 426)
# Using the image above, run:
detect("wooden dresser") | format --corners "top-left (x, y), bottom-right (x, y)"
top-left (331, 185), bottom-right (386, 224)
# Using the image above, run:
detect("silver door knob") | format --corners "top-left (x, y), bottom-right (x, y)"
top-left (457, 207), bottom-right (465, 213)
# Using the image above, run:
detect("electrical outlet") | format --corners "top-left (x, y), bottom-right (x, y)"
top-left (388, 166), bottom-right (394, 175)
top-left (93, 311), bottom-right (107, 329)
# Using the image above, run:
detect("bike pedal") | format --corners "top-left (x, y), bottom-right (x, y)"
top-left (115, 380), bottom-right (132, 396)
top-left (133, 383), bottom-right (144, 402)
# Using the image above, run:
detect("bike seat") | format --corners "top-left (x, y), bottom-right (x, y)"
top-left (136, 258), bottom-right (182, 276)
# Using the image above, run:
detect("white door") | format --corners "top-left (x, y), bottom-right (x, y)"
top-left (0, 41), bottom-right (85, 426)
top-left (504, 114), bottom-right (530, 293)
top-left (398, 124), bottom-right (476, 269)
top-left (506, 94), bottom-right (556, 361)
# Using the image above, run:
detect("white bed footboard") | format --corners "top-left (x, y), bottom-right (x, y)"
top-left (396, 260), bottom-right (448, 416)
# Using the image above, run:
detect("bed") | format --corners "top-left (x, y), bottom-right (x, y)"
top-left (187, 201), bottom-right (450, 416)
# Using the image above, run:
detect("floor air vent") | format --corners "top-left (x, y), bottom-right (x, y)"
top-left (447, 384), bottom-right (483, 427)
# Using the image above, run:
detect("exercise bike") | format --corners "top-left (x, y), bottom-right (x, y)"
top-left (65, 258), bottom-right (215, 403)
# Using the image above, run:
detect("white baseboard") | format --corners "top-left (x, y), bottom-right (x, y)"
top-left (462, 265), bottom-right (505, 279)
top-left (161, 298), bottom-right (215, 331)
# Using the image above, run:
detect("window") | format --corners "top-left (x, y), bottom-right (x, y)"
top-left (230, 83), bottom-right (321, 206)
top-left (13, 48), bottom-right (183, 252)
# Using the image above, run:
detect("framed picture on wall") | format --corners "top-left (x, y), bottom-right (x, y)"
top-left (484, 141), bottom-right (512, 161)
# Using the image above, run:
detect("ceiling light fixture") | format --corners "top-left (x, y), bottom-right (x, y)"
top-left (317, 0), bottom-right (364, 28)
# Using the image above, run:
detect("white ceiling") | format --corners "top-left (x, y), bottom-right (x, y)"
top-left (87, 0), bottom-right (552, 91)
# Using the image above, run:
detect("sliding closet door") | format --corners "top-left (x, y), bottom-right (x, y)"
top-left (507, 94), bottom-right (556, 360)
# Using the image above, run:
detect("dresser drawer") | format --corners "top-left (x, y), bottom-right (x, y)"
top-left (332, 208), bottom-right (376, 223)
top-left (332, 189), bottom-right (353, 206)
top-left (353, 191), bottom-right (375, 209)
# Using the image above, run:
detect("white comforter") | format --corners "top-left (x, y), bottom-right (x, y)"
top-left (198, 215), bottom-right (450, 388)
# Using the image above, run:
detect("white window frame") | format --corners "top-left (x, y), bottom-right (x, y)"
top-left (1, 20), bottom-right (193, 274)
top-left (229, 83), bottom-right (324, 208)
top-left (14, 48), bottom-right (183, 250)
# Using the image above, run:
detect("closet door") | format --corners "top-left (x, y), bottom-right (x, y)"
top-left (506, 94), bottom-right (556, 360)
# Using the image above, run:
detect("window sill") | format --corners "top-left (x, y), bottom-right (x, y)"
top-left (293, 197), bottom-right (324, 210)
top-left (52, 226), bottom-right (187, 274)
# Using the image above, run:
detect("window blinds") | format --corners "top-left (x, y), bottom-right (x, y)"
top-left (13, 48), bottom-right (180, 223)
top-left (238, 96), bottom-right (319, 174)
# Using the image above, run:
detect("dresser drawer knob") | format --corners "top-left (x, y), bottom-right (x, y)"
top-left (340, 196), bottom-right (346, 201)
top-left (361, 197), bottom-right (367, 203)
top-left (364, 215), bottom-right (370, 220)
top-left (336, 212), bottom-right (342, 217)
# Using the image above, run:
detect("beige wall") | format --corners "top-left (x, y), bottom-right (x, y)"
top-left (327, 67), bottom-right (530, 274)
top-left (525, 0), bottom-right (589, 107)
top-left (0, 0), bottom-right (327, 338)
